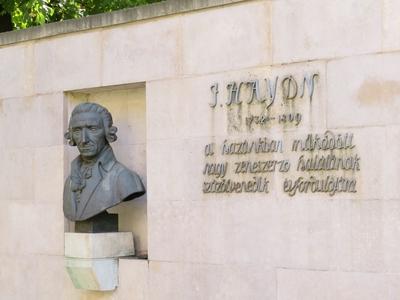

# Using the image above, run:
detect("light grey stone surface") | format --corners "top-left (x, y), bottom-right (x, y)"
top-left (0, 44), bottom-right (33, 99)
top-left (118, 259), bottom-right (149, 300)
top-left (34, 32), bottom-right (102, 94)
top-left (181, 1), bottom-right (271, 75)
top-left (0, 254), bottom-right (80, 300)
top-left (102, 18), bottom-right (180, 85)
top-left (65, 258), bottom-right (118, 291)
top-left (271, 0), bottom-right (382, 64)
top-left (65, 232), bottom-right (135, 259)
top-left (383, 0), bottom-right (400, 51)
top-left (277, 268), bottom-right (400, 300)
top-left (149, 261), bottom-right (276, 300)
top-left (327, 52), bottom-right (400, 128)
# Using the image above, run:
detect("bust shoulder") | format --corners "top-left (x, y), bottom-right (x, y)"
top-left (112, 162), bottom-right (146, 201)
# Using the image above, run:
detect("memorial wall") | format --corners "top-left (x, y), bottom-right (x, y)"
top-left (0, 0), bottom-right (399, 299)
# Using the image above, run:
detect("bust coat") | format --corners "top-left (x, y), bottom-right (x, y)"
top-left (63, 145), bottom-right (145, 221)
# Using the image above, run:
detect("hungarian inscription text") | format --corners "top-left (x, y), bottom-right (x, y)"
top-left (202, 131), bottom-right (360, 197)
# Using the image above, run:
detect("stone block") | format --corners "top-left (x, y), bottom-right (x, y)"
top-left (348, 200), bottom-right (385, 272)
top-left (0, 202), bottom-right (64, 256)
top-left (118, 258), bottom-right (148, 300)
top-left (146, 138), bottom-right (187, 203)
top-left (102, 18), bottom-right (179, 85)
top-left (35, 255), bottom-right (81, 300)
top-left (149, 192), bottom-right (399, 273)
top-left (181, 1), bottom-right (271, 75)
top-left (277, 268), bottom-right (400, 300)
top-left (0, 148), bottom-right (64, 209)
top-left (33, 31), bottom-right (102, 94)
top-left (383, 0), bottom-right (400, 51)
top-left (0, 93), bottom-right (64, 148)
top-left (327, 52), bottom-right (400, 128)
top-left (272, 0), bottom-right (381, 64)
top-left (0, 147), bottom-right (34, 202)
top-left (33, 145), bottom-right (64, 204)
top-left (147, 61), bottom-right (326, 141)
top-left (382, 126), bottom-right (400, 200)
top-left (146, 80), bottom-right (188, 141)
top-left (0, 43), bottom-right (33, 99)
top-left (148, 261), bottom-right (276, 300)
top-left (65, 257), bottom-right (118, 291)
top-left (0, 254), bottom-right (39, 299)
top-left (383, 200), bottom-right (400, 272)
top-left (149, 197), bottom-right (333, 267)
top-left (0, 254), bottom-right (80, 300)
top-left (148, 200), bottom-right (214, 263)
top-left (65, 232), bottom-right (134, 259)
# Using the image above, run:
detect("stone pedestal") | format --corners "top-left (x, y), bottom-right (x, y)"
top-left (65, 232), bottom-right (135, 291)
top-left (75, 212), bottom-right (119, 233)
top-left (65, 258), bottom-right (118, 291)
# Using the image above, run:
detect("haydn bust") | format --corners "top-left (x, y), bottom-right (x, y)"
top-left (63, 102), bottom-right (145, 221)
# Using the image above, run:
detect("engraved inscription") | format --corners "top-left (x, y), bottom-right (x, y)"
top-left (204, 69), bottom-right (359, 197)
top-left (202, 132), bottom-right (360, 197)
top-left (209, 71), bottom-right (320, 132)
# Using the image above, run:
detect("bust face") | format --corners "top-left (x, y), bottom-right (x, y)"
top-left (70, 112), bottom-right (107, 161)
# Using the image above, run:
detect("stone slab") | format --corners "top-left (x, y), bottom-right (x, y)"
top-left (148, 261), bottom-right (276, 300)
top-left (383, 0), bottom-right (400, 51)
top-left (33, 31), bottom-right (102, 94)
top-left (119, 258), bottom-right (149, 300)
top-left (327, 52), bottom-right (400, 128)
top-left (65, 257), bottom-right (118, 291)
top-left (181, 1), bottom-right (271, 75)
top-left (272, 0), bottom-right (381, 64)
top-left (277, 268), bottom-right (400, 300)
top-left (102, 17), bottom-right (180, 85)
top-left (65, 232), bottom-right (134, 259)
top-left (0, 0), bottom-right (247, 46)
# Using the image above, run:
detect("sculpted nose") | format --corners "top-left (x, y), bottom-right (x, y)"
top-left (81, 128), bottom-right (88, 143)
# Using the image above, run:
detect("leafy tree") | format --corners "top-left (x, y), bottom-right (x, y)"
top-left (0, 0), bottom-right (161, 31)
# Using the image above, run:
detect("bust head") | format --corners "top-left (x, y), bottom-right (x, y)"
top-left (65, 103), bottom-right (118, 161)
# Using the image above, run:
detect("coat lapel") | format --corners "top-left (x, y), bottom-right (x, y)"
top-left (69, 146), bottom-right (117, 220)
top-left (76, 164), bottom-right (102, 219)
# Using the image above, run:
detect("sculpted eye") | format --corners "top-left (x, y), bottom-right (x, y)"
top-left (90, 126), bottom-right (98, 131)
top-left (72, 128), bottom-right (81, 134)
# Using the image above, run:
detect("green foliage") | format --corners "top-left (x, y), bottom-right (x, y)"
top-left (0, 0), bottom-right (161, 30)
top-left (78, 0), bottom-right (161, 15)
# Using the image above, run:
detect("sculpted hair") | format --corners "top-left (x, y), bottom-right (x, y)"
top-left (64, 102), bottom-right (118, 146)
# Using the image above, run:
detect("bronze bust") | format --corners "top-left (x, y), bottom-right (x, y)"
top-left (63, 103), bottom-right (145, 222)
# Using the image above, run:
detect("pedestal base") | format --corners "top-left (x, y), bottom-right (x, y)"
top-left (65, 232), bottom-right (135, 291)
top-left (65, 258), bottom-right (118, 291)
top-left (65, 232), bottom-right (135, 258)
